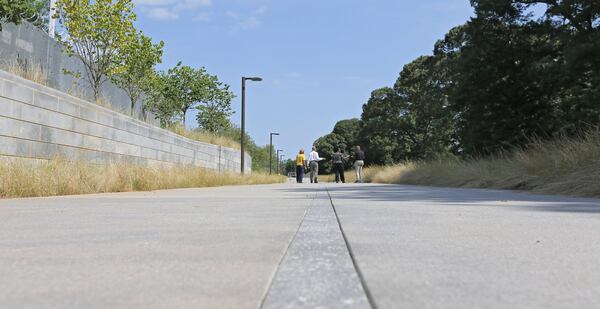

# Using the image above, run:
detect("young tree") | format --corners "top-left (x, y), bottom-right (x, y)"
top-left (111, 32), bottom-right (164, 117)
top-left (56, 0), bottom-right (137, 101)
top-left (144, 72), bottom-right (178, 127)
top-left (160, 62), bottom-right (212, 125)
top-left (196, 83), bottom-right (235, 132)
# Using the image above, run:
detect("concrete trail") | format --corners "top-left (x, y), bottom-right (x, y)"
top-left (1, 183), bottom-right (600, 308)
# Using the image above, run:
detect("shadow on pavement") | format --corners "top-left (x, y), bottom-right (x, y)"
top-left (276, 184), bottom-right (600, 214)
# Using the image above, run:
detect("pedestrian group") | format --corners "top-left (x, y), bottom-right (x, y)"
top-left (295, 145), bottom-right (365, 184)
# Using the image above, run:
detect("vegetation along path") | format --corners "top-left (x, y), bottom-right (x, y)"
top-left (1, 183), bottom-right (599, 308)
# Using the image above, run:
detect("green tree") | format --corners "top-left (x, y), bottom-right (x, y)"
top-left (313, 133), bottom-right (347, 173)
top-left (312, 118), bottom-right (361, 172)
top-left (219, 125), bottom-right (272, 172)
top-left (448, 1), bottom-right (564, 154)
top-left (533, 0), bottom-right (600, 133)
top-left (196, 83), bottom-right (235, 133)
top-left (284, 159), bottom-right (296, 175)
top-left (393, 56), bottom-right (455, 159)
top-left (56, 0), bottom-right (137, 101)
top-left (144, 71), bottom-right (178, 127)
top-left (26, 0), bottom-right (50, 31)
top-left (358, 87), bottom-right (408, 165)
top-left (332, 118), bottom-right (361, 152)
top-left (154, 62), bottom-right (232, 126)
top-left (0, 0), bottom-right (34, 31)
top-left (111, 32), bottom-right (163, 117)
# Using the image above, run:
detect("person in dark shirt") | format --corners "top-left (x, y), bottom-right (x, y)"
top-left (331, 148), bottom-right (348, 183)
top-left (353, 146), bottom-right (365, 183)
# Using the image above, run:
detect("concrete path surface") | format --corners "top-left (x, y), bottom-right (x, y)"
top-left (0, 185), bottom-right (310, 308)
top-left (1, 182), bottom-right (600, 308)
top-left (326, 184), bottom-right (600, 309)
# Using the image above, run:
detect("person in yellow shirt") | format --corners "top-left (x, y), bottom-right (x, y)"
top-left (295, 149), bottom-right (307, 183)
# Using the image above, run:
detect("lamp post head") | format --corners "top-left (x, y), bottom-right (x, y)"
top-left (271, 132), bottom-right (280, 136)
top-left (244, 77), bottom-right (263, 82)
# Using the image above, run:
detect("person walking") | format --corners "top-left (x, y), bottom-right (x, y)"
top-left (295, 149), bottom-right (307, 183)
top-left (353, 146), bottom-right (365, 183)
top-left (332, 148), bottom-right (347, 183)
top-left (308, 146), bottom-right (323, 183)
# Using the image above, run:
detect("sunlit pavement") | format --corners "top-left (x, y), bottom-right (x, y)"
top-left (1, 183), bottom-right (600, 308)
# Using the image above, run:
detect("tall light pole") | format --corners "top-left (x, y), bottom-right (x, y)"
top-left (279, 154), bottom-right (285, 175)
top-left (276, 149), bottom-right (283, 175)
top-left (49, 0), bottom-right (57, 38)
top-left (269, 132), bottom-right (280, 175)
top-left (241, 76), bottom-right (262, 174)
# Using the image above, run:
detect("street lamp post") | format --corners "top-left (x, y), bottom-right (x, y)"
top-left (279, 154), bottom-right (285, 175)
top-left (269, 132), bottom-right (280, 175)
top-left (241, 76), bottom-right (262, 174)
top-left (276, 149), bottom-right (283, 175)
top-left (49, 0), bottom-right (57, 38)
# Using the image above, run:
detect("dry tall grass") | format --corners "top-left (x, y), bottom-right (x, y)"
top-left (0, 59), bottom-right (47, 85)
top-left (167, 124), bottom-right (240, 149)
top-left (367, 131), bottom-right (600, 197)
top-left (0, 158), bottom-right (285, 199)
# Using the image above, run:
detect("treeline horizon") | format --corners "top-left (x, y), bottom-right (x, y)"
top-left (315, 0), bottom-right (599, 168)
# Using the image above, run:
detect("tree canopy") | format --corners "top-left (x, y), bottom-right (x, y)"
top-left (145, 62), bottom-right (234, 128)
top-left (110, 32), bottom-right (163, 117)
top-left (0, 0), bottom-right (36, 31)
top-left (316, 0), bottom-right (600, 166)
top-left (56, 0), bottom-right (138, 101)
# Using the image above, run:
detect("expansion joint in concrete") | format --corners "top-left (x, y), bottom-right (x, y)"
top-left (260, 187), bottom-right (372, 308)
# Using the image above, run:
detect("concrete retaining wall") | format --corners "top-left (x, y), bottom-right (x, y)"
top-left (0, 70), bottom-right (251, 173)
top-left (0, 22), bottom-right (157, 125)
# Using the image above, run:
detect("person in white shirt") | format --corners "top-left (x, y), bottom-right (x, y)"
top-left (308, 146), bottom-right (322, 183)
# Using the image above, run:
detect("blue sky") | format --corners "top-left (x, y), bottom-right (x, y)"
top-left (132, 0), bottom-right (474, 160)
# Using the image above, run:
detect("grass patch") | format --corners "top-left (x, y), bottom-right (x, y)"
top-left (0, 58), bottom-right (47, 85)
top-left (167, 124), bottom-right (240, 150)
top-left (0, 158), bottom-right (285, 199)
top-left (365, 131), bottom-right (600, 197)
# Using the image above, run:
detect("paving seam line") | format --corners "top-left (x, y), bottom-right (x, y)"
top-left (324, 185), bottom-right (379, 309)
top-left (257, 191), bottom-right (316, 309)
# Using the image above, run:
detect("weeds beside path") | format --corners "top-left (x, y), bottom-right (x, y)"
top-left (0, 159), bottom-right (284, 199)
top-left (364, 132), bottom-right (600, 198)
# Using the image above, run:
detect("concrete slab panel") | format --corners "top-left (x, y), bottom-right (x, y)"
top-left (79, 105), bottom-right (97, 122)
top-left (29, 140), bottom-right (58, 159)
top-left (55, 144), bottom-right (80, 160)
top-left (57, 98), bottom-right (80, 116)
top-left (0, 97), bottom-right (14, 118)
top-left (14, 139), bottom-right (32, 156)
top-left (1, 80), bottom-right (33, 104)
top-left (0, 116), bottom-right (41, 141)
top-left (33, 91), bottom-right (58, 110)
top-left (96, 111), bottom-right (114, 127)
top-left (0, 136), bottom-right (19, 155)
top-left (40, 126), bottom-right (84, 148)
